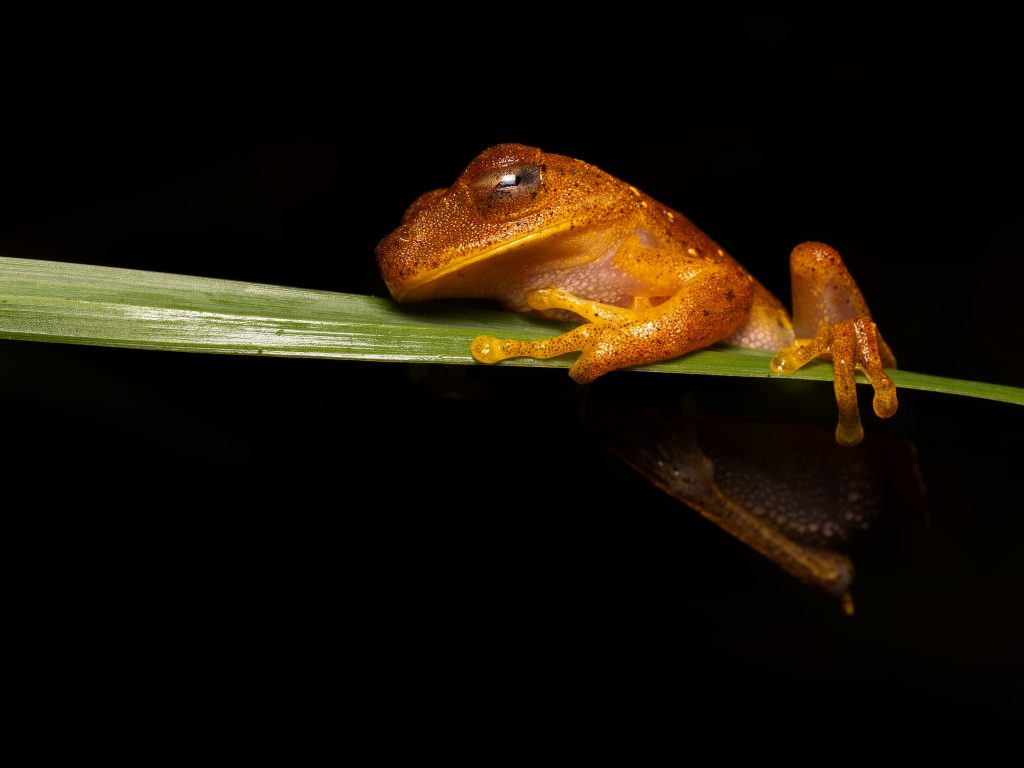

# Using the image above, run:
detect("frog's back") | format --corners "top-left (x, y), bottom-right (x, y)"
top-left (628, 192), bottom-right (795, 351)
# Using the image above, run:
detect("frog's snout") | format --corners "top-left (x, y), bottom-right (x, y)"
top-left (402, 187), bottom-right (448, 224)
top-left (390, 223), bottom-right (412, 245)
top-left (375, 225), bottom-right (414, 293)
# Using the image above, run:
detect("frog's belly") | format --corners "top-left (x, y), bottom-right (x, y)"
top-left (498, 229), bottom-right (796, 350)
top-left (485, 225), bottom-right (664, 315)
top-left (723, 284), bottom-right (796, 350)
top-left (499, 243), bottom-right (651, 316)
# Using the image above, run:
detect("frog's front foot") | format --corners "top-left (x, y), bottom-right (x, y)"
top-left (471, 289), bottom-right (606, 366)
top-left (772, 318), bottom-right (896, 446)
top-left (471, 267), bottom-right (753, 384)
top-left (470, 320), bottom-right (603, 380)
top-left (471, 333), bottom-right (582, 365)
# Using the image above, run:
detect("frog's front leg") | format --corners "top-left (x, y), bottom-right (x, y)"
top-left (771, 242), bottom-right (897, 447)
top-left (471, 263), bottom-right (754, 384)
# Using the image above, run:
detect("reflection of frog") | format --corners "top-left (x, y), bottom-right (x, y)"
top-left (377, 143), bottom-right (897, 447)
top-left (588, 385), bottom-right (923, 613)
top-left (377, 144), bottom-right (909, 609)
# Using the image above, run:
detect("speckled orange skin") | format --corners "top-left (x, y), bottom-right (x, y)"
top-left (377, 144), bottom-right (897, 447)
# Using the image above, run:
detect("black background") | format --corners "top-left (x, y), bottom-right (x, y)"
top-left (2, 10), bottom-right (1023, 761)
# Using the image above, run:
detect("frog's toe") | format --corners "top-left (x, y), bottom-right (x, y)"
top-left (771, 317), bottom-right (897, 447)
top-left (770, 336), bottom-right (828, 376)
top-left (471, 324), bottom-right (596, 367)
top-left (471, 335), bottom-right (508, 363)
top-left (835, 416), bottom-right (865, 448)
top-left (525, 288), bottom-right (558, 311)
top-left (872, 377), bottom-right (898, 419)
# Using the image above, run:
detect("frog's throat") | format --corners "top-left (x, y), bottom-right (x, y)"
top-left (392, 220), bottom-right (579, 301)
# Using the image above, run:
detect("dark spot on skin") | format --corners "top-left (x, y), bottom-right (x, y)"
top-left (725, 289), bottom-right (736, 301)
top-left (703, 309), bottom-right (710, 316)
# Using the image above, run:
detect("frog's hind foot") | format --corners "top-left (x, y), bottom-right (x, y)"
top-left (772, 317), bottom-right (897, 446)
top-left (770, 243), bottom-right (898, 447)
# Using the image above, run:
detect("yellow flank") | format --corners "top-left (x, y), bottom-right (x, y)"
top-left (376, 145), bottom-right (898, 447)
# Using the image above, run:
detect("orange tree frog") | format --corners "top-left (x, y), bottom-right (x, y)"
top-left (376, 144), bottom-right (905, 607)
top-left (376, 143), bottom-right (897, 448)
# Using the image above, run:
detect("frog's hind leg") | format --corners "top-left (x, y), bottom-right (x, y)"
top-left (770, 242), bottom-right (897, 447)
top-left (472, 263), bottom-right (754, 384)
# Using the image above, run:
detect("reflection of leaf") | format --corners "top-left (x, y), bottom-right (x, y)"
top-left (1, 256), bottom-right (1021, 406)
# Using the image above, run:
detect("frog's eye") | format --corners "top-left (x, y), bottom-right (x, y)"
top-left (488, 163), bottom-right (542, 200)
top-left (470, 161), bottom-right (544, 213)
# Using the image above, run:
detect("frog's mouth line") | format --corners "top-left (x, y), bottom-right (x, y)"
top-left (392, 220), bottom-right (583, 302)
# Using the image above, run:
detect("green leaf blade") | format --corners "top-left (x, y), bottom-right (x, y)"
top-left (1, 256), bottom-right (1021, 406)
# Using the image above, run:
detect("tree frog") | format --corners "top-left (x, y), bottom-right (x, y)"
top-left (376, 144), bottom-right (904, 608)
top-left (377, 143), bottom-right (897, 448)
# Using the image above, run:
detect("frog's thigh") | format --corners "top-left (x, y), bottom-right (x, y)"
top-left (472, 264), bottom-right (753, 384)
top-left (788, 242), bottom-right (874, 331)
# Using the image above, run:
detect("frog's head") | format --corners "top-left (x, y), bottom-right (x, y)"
top-left (376, 143), bottom-right (634, 302)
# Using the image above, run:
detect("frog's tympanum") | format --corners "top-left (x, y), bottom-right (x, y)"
top-left (377, 144), bottom-right (903, 609)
